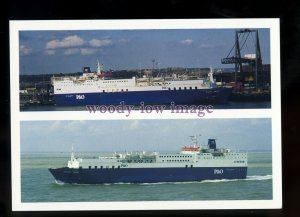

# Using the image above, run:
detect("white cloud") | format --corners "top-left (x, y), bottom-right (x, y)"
top-left (63, 48), bottom-right (80, 55)
top-left (80, 48), bottom-right (98, 55)
top-left (44, 49), bottom-right (56, 55)
top-left (20, 45), bottom-right (33, 55)
top-left (179, 39), bottom-right (193, 45)
top-left (62, 48), bottom-right (98, 55)
top-left (46, 35), bottom-right (85, 49)
top-left (65, 120), bottom-right (86, 132)
top-left (128, 120), bottom-right (140, 130)
top-left (89, 38), bottom-right (112, 47)
top-left (49, 121), bottom-right (62, 131)
top-left (49, 120), bottom-right (87, 132)
top-left (44, 36), bottom-right (113, 56)
top-left (119, 38), bottom-right (130, 43)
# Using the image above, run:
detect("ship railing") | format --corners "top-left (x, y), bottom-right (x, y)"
top-left (99, 156), bottom-right (118, 159)
top-left (51, 77), bottom-right (64, 81)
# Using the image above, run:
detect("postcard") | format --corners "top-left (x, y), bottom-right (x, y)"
top-left (10, 19), bottom-right (281, 211)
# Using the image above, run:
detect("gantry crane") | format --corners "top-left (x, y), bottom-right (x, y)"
top-left (221, 29), bottom-right (262, 90)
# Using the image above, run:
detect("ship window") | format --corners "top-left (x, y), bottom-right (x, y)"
top-left (89, 166), bottom-right (91, 169)
top-left (112, 166), bottom-right (115, 169)
top-left (103, 90), bottom-right (105, 93)
top-left (121, 89), bottom-right (124, 92)
top-left (100, 166), bottom-right (103, 169)
top-left (195, 86), bottom-right (197, 89)
top-left (95, 166), bottom-right (97, 169)
top-left (185, 165), bottom-right (188, 168)
top-left (184, 87), bottom-right (187, 90)
top-left (190, 87), bottom-right (192, 90)
top-left (179, 87), bottom-right (181, 90)
top-left (191, 165), bottom-right (193, 168)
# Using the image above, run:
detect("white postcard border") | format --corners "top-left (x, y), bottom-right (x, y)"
top-left (10, 18), bottom-right (281, 211)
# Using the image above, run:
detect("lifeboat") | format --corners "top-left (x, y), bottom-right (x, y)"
top-left (97, 73), bottom-right (113, 77)
top-left (181, 146), bottom-right (200, 151)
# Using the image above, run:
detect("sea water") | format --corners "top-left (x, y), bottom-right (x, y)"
top-left (20, 152), bottom-right (272, 202)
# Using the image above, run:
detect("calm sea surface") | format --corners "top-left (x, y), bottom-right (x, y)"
top-left (21, 152), bottom-right (272, 202)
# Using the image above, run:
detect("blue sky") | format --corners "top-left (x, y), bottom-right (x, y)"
top-left (20, 119), bottom-right (271, 152)
top-left (19, 29), bottom-right (270, 75)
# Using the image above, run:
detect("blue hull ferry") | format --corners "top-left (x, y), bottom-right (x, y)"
top-left (49, 136), bottom-right (247, 184)
top-left (51, 61), bottom-right (232, 106)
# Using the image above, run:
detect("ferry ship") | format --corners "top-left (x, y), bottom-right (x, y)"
top-left (48, 136), bottom-right (247, 184)
top-left (51, 60), bottom-right (232, 106)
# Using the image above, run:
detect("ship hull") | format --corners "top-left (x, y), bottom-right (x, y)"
top-left (54, 88), bottom-right (232, 106)
top-left (49, 167), bottom-right (247, 184)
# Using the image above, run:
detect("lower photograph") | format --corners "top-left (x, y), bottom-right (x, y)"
top-left (17, 118), bottom-right (279, 210)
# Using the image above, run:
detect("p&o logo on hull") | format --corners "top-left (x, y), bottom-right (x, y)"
top-left (214, 169), bottom-right (224, 174)
top-left (76, 95), bottom-right (85, 100)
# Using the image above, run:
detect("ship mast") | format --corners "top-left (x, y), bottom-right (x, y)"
top-left (96, 59), bottom-right (102, 75)
top-left (70, 145), bottom-right (75, 162)
top-left (208, 66), bottom-right (214, 83)
top-left (190, 134), bottom-right (201, 148)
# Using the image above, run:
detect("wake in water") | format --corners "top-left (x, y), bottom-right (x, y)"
top-left (54, 180), bottom-right (65, 185)
top-left (197, 174), bottom-right (272, 184)
top-left (138, 175), bottom-right (273, 185)
top-left (246, 174), bottom-right (272, 181)
top-left (53, 175), bottom-right (272, 186)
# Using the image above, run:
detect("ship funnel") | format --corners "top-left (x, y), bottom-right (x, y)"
top-left (208, 139), bottom-right (216, 149)
top-left (83, 67), bottom-right (91, 74)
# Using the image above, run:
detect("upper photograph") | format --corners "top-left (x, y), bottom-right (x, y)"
top-left (14, 20), bottom-right (276, 112)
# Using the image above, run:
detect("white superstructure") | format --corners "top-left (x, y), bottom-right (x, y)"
top-left (51, 61), bottom-right (217, 95)
top-left (67, 136), bottom-right (247, 170)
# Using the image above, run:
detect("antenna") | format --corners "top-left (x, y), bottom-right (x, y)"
top-left (139, 62), bottom-right (142, 78)
top-left (71, 145), bottom-right (75, 161)
top-left (152, 59), bottom-right (155, 72)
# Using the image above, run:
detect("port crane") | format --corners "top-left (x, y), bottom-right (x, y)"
top-left (221, 29), bottom-right (262, 90)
